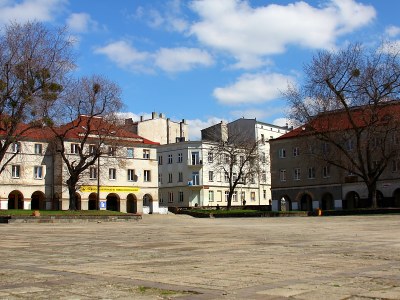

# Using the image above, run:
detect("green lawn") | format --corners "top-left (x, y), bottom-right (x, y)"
top-left (0, 209), bottom-right (129, 216)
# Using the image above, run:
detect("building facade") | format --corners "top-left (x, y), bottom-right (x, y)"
top-left (270, 104), bottom-right (400, 211)
top-left (158, 141), bottom-right (268, 208)
top-left (0, 118), bottom-right (160, 214)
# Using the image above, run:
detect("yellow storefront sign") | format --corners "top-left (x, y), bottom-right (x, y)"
top-left (80, 186), bottom-right (140, 193)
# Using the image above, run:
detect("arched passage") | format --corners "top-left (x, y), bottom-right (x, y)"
top-left (279, 195), bottom-right (292, 211)
top-left (321, 193), bottom-right (334, 210)
top-left (300, 193), bottom-right (313, 212)
top-left (393, 189), bottom-right (400, 208)
top-left (143, 194), bottom-right (153, 213)
top-left (127, 194), bottom-right (137, 213)
top-left (31, 191), bottom-right (45, 210)
top-left (343, 191), bottom-right (360, 209)
top-left (107, 193), bottom-right (120, 211)
top-left (88, 193), bottom-right (98, 210)
top-left (8, 190), bottom-right (24, 209)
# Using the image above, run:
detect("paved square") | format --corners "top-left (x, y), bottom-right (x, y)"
top-left (0, 214), bottom-right (399, 299)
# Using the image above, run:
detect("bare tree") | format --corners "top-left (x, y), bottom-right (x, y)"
top-left (47, 75), bottom-right (123, 210)
top-left (0, 21), bottom-right (74, 174)
top-left (205, 125), bottom-right (264, 210)
top-left (286, 42), bottom-right (400, 208)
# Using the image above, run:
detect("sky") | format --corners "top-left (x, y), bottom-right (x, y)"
top-left (0, 0), bottom-right (399, 140)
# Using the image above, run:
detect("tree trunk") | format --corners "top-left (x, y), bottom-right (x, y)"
top-left (67, 176), bottom-right (78, 210)
top-left (227, 191), bottom-right (233, 210)
top-left (367, 181), bottom-right (378, 209)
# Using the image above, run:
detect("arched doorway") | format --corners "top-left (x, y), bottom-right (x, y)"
top-left (88, 193), bottom-right (98, 210)
top-left (143, 194), bottom-right (153, 213)
top-left (343, 191), bottom-right (360, 209)
top-left (127, 194), bottom-right (137, 213)
top-left (75, 193), bottom-right (82, 210)
top-left (279, 195), bottom-right (292, 211)
top-left (376, 190), bottom-right (384, 208)
top-left (31, 191), bottom-right (45, 210)
top-left (107, 193), bottom-right (120, 211)
top-left (393, 189), bottom-right (400, 208)
top-left (8, 190), bottom-right (24, 209)
top-left (300, 193), bottom-right (313, 211)
top-left (321, 193), bottom-right (334, 210)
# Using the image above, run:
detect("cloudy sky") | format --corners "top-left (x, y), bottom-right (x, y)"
top-left (1, 0), bottom-right (398, 139)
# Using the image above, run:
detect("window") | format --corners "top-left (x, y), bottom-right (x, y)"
top-left (89, 167), bottom-right (97, 179)
top-left (294, 168), bottom-right (301, 180)
top-left (224, 191), bottom-right (229, 202)
top-left (322, 143), bottom-right (330, 154)
top-left (127, 148), bottom-right (134, 158)
top-left (168, 173), bottom-right (173, 183)
top-left (159, 193), bottom-right (164, 204)
top-left (168, 192), bottom-right (174, 203)
top-left (224, 172), bottom-right (229, 182)
top-left (34, 166), bottom-right (43, 179)
top-left (178, 172), bottom-right (183, 182)
top-left (178, 153), bottom-right (183, 163)
top-left (168, 154), bottom-right (173, 164)
top-left (249, 173), bottom-right (255, 184)
top-left (233, 191), bottom-right (238, 202)
top-left (71, 143), bottom-right (79, 154)
top-left (346, 139), bottom-right (354, 151)
top-left (89, 144), bottom-right (96, 155)
top-left (392, 160), bottom-right (400, 172)
top-left (233, 172), bottom-right (238, 182)
top-left (209, 171), bottom-right (214, 182)
top-left (191, 152), bottom-right (200, 165)
top-left (293, 147), bottom-right (300, 157)
top-left (158, 173), bottom-right (162, 183)
top-left (240, 156), bottom-right (245, 166)
top-left (34, 143), bottom-right (42, 154)
top-left (308, 167), bottom-right (316, 179)
top-left (241, 191), bottom-right (246, 202)
top-left (203, 191), bottom-right (211, 204)
top-left (143, 149), bottom-right (150, 159)
top-left (179, 191), bottom-right (184, 202)
top-left (263, 190), bottom-right (267, 199)
top-left (323, 165), bottom-right (330, 178)
top-left (261, 152), bottom-right (266, 163)
top-left (144, 170), bottom-right (151, 182)
top-left (158, 155), bottom-right (163, 165)
top-left (279, 148), bottom-right (286, 158)
top-left (128, 169), bottom-right (136, 181)
top-left (109, 168), bottom-right (116, 180)
top-left (261, 171), bottom-right (266, 182)
top-left (192, 171), bottom-right (199, 185)
top-left (280, 169), bottom-right (286, 181)
top-left (108, 146), bottom-right (116, 157)
top-left (208, 152), bottom-right (213, 163)
top-left (251, 192), bottom-right (256, 201)
top-left (12, 165), bottom-right (20, 178)
top-left (224, 154), bottom-right (230, 164)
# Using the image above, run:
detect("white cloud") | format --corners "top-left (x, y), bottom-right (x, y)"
top-left (189, 0), bottom-right (376, 69)
top-left (155, 47), bottom-right (213, 72)
top-left (385, 26), bottom-right (400, 38)
top-left (378, 40), bottom-right (400, 56)
top-left (187, 116), bottom-right (227, 141)
top-left (66, 13), bottom-right (99, 33)
top-left (0, 0), bottom-right (67, 25)
top-left (94, 41), bottom-right (152, 73)
top-left (213, 72), bottom-right (295, 105)
top-left (96, 41), bottom-right (213, 74)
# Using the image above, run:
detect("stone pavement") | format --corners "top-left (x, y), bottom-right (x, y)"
top-left (0, 214), bottom-right (399, 299)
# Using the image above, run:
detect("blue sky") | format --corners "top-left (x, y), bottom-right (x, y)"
top-left (1, 0), bottom-right (399, 140)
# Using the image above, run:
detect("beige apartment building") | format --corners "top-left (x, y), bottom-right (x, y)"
top-left (124, 112), bottom-right (187, 145)
top-left (0, 118), bottom-right (160, 214)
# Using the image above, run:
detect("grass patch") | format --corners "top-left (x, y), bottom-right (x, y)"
top-left (0, 209), bottom-right (128, 216)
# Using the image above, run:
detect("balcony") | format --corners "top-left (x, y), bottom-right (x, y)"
top-left (188, 159), bottom-right (203, 168)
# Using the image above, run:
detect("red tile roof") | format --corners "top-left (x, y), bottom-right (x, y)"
top-left (276, 101), bottom-right (400, 140)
